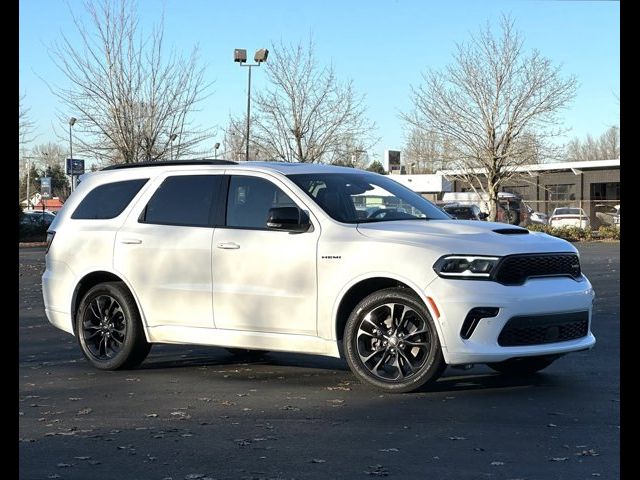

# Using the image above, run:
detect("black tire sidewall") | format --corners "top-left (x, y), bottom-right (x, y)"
top-left (343, 287), bottom-right (445, 393)
top-left (76, 282), bottom-right (148, 370)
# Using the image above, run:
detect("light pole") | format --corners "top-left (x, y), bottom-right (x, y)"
top-left (68, 117), bottom-right (77, 191)
top-left (214, 142), bottom-right (220, 159)
top-left (234, 48), bottom-right (268, 161)
top-left (169, 133), bottom-right (177, 161)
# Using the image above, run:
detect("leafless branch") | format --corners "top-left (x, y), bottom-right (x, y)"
top-left (45, 0), bottom-right (213, 165)
top-left (402, 15), bottom-right (577, 220)
top-left (250, 37), bottom-right (377, 163)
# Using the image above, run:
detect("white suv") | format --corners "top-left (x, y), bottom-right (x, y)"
top-left (43, 161), bottom-right (596, 393)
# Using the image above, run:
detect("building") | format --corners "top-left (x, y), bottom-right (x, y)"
top-left (438, 159), bottom-right (619, 222)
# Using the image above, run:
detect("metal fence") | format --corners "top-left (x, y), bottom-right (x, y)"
top-left (522, 199), bottom-right (620, 228)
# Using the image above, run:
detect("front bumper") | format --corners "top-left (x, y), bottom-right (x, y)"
top-left (425, 275), bottom-right (596, 365)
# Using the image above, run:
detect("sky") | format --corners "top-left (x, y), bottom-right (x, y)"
top-left (19, 0), bottom-right (620, 165)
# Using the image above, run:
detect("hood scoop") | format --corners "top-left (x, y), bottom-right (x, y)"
top-left (493, 228), bottom-right (529, 235)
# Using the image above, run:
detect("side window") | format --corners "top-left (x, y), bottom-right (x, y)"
top-left (72, 179), bottom-right (148, 220)
top-left (226, 176), bottom-right (297, 229)
top-left (141, 175), bottom-right (219, 227)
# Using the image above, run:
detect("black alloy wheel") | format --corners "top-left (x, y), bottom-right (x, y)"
top-left (76, 282), bottom-right (151, 370)
top-left (344, 288), bottom-right (446, 393)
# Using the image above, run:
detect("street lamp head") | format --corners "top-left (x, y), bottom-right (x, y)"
top-left (234, 48), bottom-right (247, 63)
top-left (254, 48), bottom-right (269, 63)
top-left (214, 142), bottom-right (221, 149)
top-left (68, 117), bottom-right (77, 126)
top-left (169, 133), bottom-right (177, 142)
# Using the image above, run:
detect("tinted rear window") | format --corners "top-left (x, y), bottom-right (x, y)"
top-left (141, 175), bottom-right (220, 227)
top-left (72, 179), bottom-right (148, 219)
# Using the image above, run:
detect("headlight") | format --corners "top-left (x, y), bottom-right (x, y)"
top-left (433, 255), bottom-right (500, 279)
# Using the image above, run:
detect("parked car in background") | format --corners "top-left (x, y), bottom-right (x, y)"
top-left (442, 203), bottom-right (488, 221)
top-left (441, 191), bottom-right (529, 226)
top-left (549, 208), bottom-right (590, 229)
top-left (593, 203), bottom-right (620, 228)
top-left (20, 210), bottom-right (56, 227)
top-left (19, 210), bottom-right (57, 242)
top-left (525, 204), bottom-right (548, 225)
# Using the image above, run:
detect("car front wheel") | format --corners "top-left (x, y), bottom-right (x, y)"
top-left (344, 288), bottom-right (446, 393)
top-left (76, 282), bottom-right (151, 370)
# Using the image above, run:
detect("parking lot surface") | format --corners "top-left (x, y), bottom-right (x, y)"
top-left (19, 242), bottom-right (619, 479)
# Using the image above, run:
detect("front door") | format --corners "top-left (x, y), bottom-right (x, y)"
top-left (212, 173), bottom-right (319, 336)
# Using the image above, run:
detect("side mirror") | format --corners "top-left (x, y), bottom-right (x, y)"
top-left (266, 207), bottom-right (311, 233)
top-left (479, 212), bottom-right (489, 220)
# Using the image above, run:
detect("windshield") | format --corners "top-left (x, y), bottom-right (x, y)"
top-left (288, 172), bottom-right (450, 223)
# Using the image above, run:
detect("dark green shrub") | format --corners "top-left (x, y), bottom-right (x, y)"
top-left (527, 224), bottom-right (592, 242)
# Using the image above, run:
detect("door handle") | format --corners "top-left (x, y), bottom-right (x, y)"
top-left (217, 242), bottom-right (240, 250)
top-left (120, 238), bottom-right (142, 244)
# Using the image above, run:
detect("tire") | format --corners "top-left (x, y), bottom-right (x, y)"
top-left (76, 282), bottom-right (151, 370)
top-left (343, 288), bottom-right (446, 393)
top-left (504, 209), bottom-right (517, 225)
top-left (487, 355), bottom-right (557, 376)
top-left (225, 348), bottom-right (268, 359)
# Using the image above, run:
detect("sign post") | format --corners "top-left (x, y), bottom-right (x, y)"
top-left (66, 158), bottom-right (85, 191)
top-left (41, 176), bottom-right (52, 199)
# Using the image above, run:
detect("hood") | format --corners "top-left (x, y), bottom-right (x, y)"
top-left (356, 220), bottom-right (576, 256)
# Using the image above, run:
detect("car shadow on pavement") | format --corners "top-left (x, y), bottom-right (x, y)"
top-left (137, 347), bottom-right (559, 393)
top-left (425, 369), bottom-right (560, 393)
top-left (139, 348), bottom-right (350, 371)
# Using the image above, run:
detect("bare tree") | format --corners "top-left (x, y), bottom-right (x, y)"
top-left (251, 38), bottom-right (377, 163)
top-left (47, 0), bottom-right (213, 165)
top-left (402, 127), bottom-right (457, 173)
top-left (19, 93), bottom-right (36, 149)
top-left (403, 16), bottom-right (577, 220)
top-left (566, 125), bottom-right (619, 161)
top-left (32, 142), bottom-right (67, 170)
top-left (223, 114), bottom-right (263, 161)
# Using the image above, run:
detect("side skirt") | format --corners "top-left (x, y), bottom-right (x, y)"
top-left (146, 326), bottom-right (341, 358)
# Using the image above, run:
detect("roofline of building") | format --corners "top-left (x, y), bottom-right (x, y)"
top-left (436, 158), bottom-right (619, 176)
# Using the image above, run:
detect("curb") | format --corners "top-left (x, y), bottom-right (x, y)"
top-left (19, 242), bottom-right (47, 248)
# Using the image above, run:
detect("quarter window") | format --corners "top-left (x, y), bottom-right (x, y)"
top-left (141, 175), bottom-right (219, 227)
top-left (226, 176), bottom-right (297, 229)
top-left (72, 179), bottom-right (148, 220)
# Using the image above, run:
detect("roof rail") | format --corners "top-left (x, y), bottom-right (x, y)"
top-left (101, 159), bottom-right (237, 171)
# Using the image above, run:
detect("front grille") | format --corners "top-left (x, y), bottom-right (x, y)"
top-left (498, 311), bottom-right (589, 346)
top-left (493, 253), bottom-right (581, 286)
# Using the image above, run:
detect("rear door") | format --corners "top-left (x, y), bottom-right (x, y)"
top-left (114, 171), bottom-right (224, 329)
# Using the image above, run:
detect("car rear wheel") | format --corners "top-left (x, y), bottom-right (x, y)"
top-left (487, 355), bottom-right (558, 375)
top-left (76, 282), bottom-right (151, 370)
top-left (344, 288), bottom-right (446, 393)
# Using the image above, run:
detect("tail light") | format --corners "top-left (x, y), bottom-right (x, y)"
top-left (45, 231), bottom-right (55, 254)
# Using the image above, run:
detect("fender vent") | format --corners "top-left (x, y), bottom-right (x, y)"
top-left (493, 228), bottom-right (529, 235)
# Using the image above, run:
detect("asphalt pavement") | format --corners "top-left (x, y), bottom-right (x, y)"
top-left (19, 242), bottom-right (620, 480)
